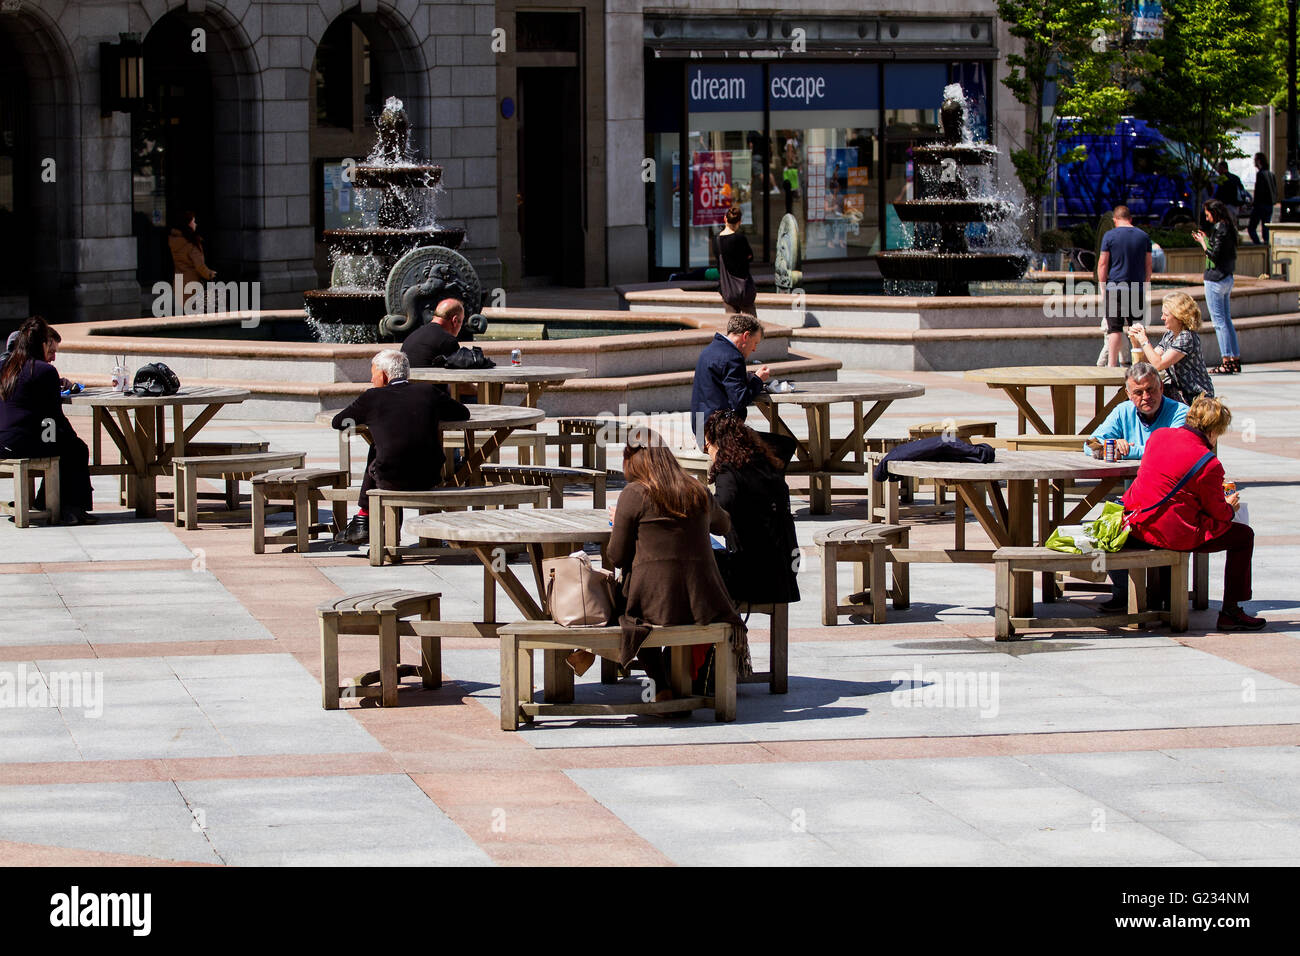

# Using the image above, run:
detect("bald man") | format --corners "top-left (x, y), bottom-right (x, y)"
top-left (401, 297), bottom-right (465, 369)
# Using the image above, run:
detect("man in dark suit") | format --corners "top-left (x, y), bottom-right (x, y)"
top-left (331, 349), bottom-right (470, 544)
top-left (690, 313), bottom-right (770, 448)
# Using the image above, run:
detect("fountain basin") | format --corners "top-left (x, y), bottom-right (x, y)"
top-left (351, 165), bottom-right (442, 189)
top-left (53, 310), bottom-right (840, 420)
top-left (875, 251), bottom-right (1032, 282)
top-left (892, 200), bottom-right (1016, 223)
top-left (320, 228), bottom-right (465, 258)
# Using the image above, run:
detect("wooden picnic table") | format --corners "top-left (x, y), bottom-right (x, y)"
top-left (964, 366), bottom-right (1127, 437)
top-left (407, 365), bottom-right (588, 407)
top-left (753, 380), bottom-right (926, 515)
top-left (885, 450), bottom-right (1139, 611)
top-left (407, 508), bottom-right (613, 703)
top-left (70, 386), bottom-right (250, 517)
top-left (316, 403), bottom-right (544, 486)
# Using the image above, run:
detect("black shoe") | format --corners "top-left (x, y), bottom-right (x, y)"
top-left (337, 513), bottom-right (368, 544)
top-left (1098, 597), bottom-right (1127, 613)
top-left (1217, 607), bottom-right (1267, 631)
top-left (60, 509), bottom-right (97, 525)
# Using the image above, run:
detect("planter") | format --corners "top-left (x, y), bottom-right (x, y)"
top-left (1161, 242), bottom-right (1269, 277)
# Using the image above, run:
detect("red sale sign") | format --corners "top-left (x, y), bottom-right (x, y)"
top-left (691, 151), bottom-right (731, 227)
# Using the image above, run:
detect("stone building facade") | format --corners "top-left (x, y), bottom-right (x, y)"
top-left (1, 0), bottom-right (1024, 322)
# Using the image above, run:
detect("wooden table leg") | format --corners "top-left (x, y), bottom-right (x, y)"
top-left (134, 411), bottom-right (158, 518)
top-left (1036, 478), bottom-right (1057, 602)
top-left (1050, 385), bottom-right (1076, 436)
top-left (805, 404), bottom-right (831, 515)
top-left (1007, 479), bottom-right (1035, 619)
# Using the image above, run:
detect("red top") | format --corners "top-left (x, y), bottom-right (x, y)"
top-left (1123, 425), bottom-right (1234, 550)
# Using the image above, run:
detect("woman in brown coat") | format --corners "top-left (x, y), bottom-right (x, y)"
top-left (608, 438), bottom-right (747, 701)
top-left (168, 211), bottom-right (217, 286)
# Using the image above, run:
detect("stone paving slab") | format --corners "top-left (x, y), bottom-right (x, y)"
top-left (442, 636), bottom-right (1300, 748)
top-left (0, 654), bottom-right (381, 763)
top-left (566, 745), bottom-right (1300, 866)
top-left (0, 775), bottom-right (491, 866)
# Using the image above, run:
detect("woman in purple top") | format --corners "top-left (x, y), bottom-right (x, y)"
top-left (0, 317), bottom-right (95, 524)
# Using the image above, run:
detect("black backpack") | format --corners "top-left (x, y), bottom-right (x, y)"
top-left (131, 362), bottom-right (181, 396)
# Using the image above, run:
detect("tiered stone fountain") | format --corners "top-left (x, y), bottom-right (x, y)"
top-left (303, 97), bottom-right (477, 341)
top-left (877, 84), bottom-right (1029, 296)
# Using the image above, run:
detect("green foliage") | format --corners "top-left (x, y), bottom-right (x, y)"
top-left (1068, 221), bottom-right (1098, 249)
top-left (996, 0), bottom-right (1134, 239)
top-left (1135, 0), bottom-right (1281, 205)
top-left (1039, 228), bottom-right (1074, 252)
top-left (1144, 227), bottom-right (1201, 247)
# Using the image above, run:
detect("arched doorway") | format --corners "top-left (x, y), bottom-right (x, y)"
top-left (135, 10), bottom-right (259, 290)
top-left (0, 11), bottom-right (75, 325)
top-left (309, 7), bottom-right (427, 282)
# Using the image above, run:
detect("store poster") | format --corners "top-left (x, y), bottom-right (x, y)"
top-left (690, 149), bottom-right (751, 227)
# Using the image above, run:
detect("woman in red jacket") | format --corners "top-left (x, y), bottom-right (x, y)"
top-left (1121, 395), bottom-right (1262, 631)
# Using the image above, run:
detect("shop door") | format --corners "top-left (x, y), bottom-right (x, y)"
top-left (517, 66), bottom-right (583, 285)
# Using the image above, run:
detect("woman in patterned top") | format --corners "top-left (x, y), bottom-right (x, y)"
top-left (1126, 291), bottom-right (1214, 404)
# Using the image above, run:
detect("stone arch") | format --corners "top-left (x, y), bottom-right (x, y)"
top-left (0, 6), bottom-right (79, 318)
top-left (137, 4), bottom-right (263, 286)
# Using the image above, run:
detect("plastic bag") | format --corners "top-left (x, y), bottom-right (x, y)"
top-left (1084, 501), bottom-right (1131, 553)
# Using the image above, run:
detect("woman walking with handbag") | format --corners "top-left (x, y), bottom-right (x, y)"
top-left (608, 436), bottom-right (747, 702)
top-left (1193, 200), bottom-right (1240, 375)
top-left (714, 205), bottom-right (756, 315)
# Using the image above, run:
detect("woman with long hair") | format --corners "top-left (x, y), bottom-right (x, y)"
top-left (0, 317), bottom-right (95, 523)
top-left (608, 434), bottom-right (747, 701)
top-left (1193, 199), bottom-right (1240, 375)
top-left (703, 410), bottom-right (800, 607)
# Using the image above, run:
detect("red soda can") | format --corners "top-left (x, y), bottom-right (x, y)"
top-left (1104, 438), bottom-right (1117, 462)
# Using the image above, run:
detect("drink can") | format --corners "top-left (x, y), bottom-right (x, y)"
top-left (1223, 480), bottom-right (1236, 498)
top-left (1104, 438), bottom-right (1116, 462)
top-left (510, 348), bottom-right (521, 367)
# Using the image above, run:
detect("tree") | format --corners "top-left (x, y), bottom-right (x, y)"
top-left (997, 0), bottom-right (1133, 244)
top-left (1135, 0), bottom-right (1281, 213)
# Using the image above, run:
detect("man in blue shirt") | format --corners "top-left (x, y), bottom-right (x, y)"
top-left (1088, 363), bottom-right (1187, 459)
top-left (690, 313), bottom-right (771, 447)
top-left (1097, 205), bottom-right (1153, 367)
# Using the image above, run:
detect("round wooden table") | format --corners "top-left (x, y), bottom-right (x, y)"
top-left (70, 386), bottom-right (250, 517)
top-left (317, 404), bottom-right (544, 486)
top-left (408, 508), bottom-right (612, 704)
top-left (407, 365), bottom-right (588, 407)
top-left (886, 449), bottom-right (1139, 610)
top-left (753, 381), bottom-right (926, 515)
top-left (964, 366), bottom-right (1127, 437)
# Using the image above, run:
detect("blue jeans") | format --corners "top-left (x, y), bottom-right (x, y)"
top-left (1204, 275), bottom-right (1237, 359)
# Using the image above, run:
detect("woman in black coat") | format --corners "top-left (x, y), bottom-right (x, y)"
top-left (702, 410), bottom-right (800, 607)
top-left (0, 317), bottom-right (94, 523)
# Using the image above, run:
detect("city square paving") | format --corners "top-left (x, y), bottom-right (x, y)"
top-left (0, 365), bottom-right (1297, 866)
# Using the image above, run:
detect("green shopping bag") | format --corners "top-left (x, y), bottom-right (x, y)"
top-left (1045, 501), bottom-right (1130, 554)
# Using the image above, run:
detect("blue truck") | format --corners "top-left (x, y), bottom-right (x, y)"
top-left (1054, 117), bottom-right (1201, 228)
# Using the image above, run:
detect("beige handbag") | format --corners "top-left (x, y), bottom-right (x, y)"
top-left (542, 550), bottom-right (617, 627)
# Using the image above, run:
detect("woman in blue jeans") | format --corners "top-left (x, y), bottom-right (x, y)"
top-left (1194, 199), bottom-right (1239, 375)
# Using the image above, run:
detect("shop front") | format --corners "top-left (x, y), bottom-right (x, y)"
top-left (644, 19), bottom-right (995, 277)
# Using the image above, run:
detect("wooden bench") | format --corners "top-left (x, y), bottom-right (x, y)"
top-left (366, 483), bottom-right (549, 567)
top-left (907, 419), bottom-right (998, 443)
top-left (480, 463), bottom-right (607, 509)
top-left (251, 468), bottom-right (350, 554)
top-left (993, 546), bottom-right (1189, 640)
top-left (815, 523), bottom-right (911, 624)
top-left (553, 418), bottom-right (644, 471)
top-left (442, 429), bottom-right (547, 466)
top-left (173, 451), bottom-right (307, 529)
top-left (318, 589), bottom-right (441, 708)
top-left (119, 440), bottom-right (269, 508)
top-left (0, 457), bottom-right (59, 527)
top-left (671, 447), bottom-right (712, 481)
top-left (497, 620), bottom-right (736, 730)
top-left (598, 601), bottom-right (789, 694)
top-left (986, 433), bottom-right (1092, 452)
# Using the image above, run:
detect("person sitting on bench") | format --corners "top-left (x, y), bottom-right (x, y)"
top-left (331, 349), bottom-right (469, 544)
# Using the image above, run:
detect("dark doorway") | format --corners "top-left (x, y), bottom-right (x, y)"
top-left (0, 29), bottom-right (30, 301)
top-left (517, 66), bottom-right (583, 285)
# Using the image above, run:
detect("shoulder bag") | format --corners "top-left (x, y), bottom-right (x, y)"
top-left (543, 550), bottom-right (617, 626)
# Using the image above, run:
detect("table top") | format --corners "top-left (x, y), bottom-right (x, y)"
top-left (755, 381), bottom-right (926, 405)
top-left (408, 365), bottom-right (588, 384)
top-left (315, 404), bottom-right (545, 431)
top-left (886, 449), bottom-right (1139, 482)
top-left (964, 366), bottom-right (1127, 387)
top-left (68, 386), bottom-right (251, 408)
top-left (407, 508), bottom-right (612, 544)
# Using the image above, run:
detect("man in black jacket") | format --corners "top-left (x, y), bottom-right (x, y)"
top-left (331, 349), bottom-right (470, 544)
top-left (400, 298), bottom-right (464, 368)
